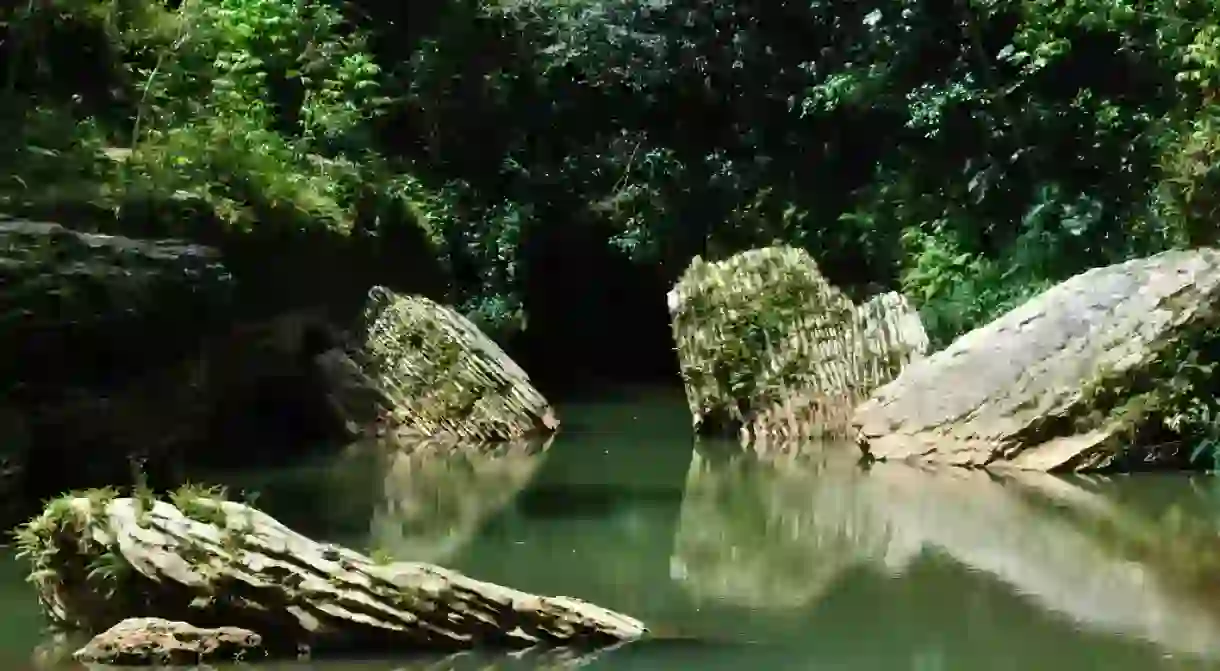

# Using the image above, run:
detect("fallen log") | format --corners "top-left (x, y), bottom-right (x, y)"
top-left (16, 487), bottom-right (646, 658)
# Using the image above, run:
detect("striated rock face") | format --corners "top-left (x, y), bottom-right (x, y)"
top-left (74, 618), bottom-right (264, 666)
top-left (319, 287), bottom-right (559, 442)
top-left (17, 489), bottom-right (644, 656)
top-left (667, 246), bottom-right (928, 444)
top-left (854, 249), bottom-right (1220, 471)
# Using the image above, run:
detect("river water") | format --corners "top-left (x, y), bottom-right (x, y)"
top-left (6, 385), bottom-right (1220, 670)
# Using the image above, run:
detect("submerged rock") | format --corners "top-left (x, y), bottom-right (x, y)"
top-left (74, 618), bottom-right (263, 665)
top-left (854, 249), bottom-right (1220, 471)
top-left (667, 246), bottom-right (928, 443)
top-left (16, 488), bottom-right (644, 656)
top-left (319, 286), bottom-right (558, 442)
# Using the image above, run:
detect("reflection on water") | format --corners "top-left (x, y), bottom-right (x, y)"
top-left (206, 645), bottom-right (624, 670)
top-left (673, 443), bottom-right (1220, 662)
top-left (671, 443), bottom-right (900, 608)
top-left (8, 387), bottom-right (1220, 670)
top-left (368, 436), bottom-right (551, 563)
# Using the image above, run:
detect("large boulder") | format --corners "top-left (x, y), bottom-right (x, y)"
top-left (667, 246), bottom-right (928, 444)
top-left (854, 249), bottom-right (1220, 471)
top-left (16, 487), bottom-right (646, 657)
top-left (13, 306), bottom-right (352, 518)
top-left (0, 219), bottom-right (234, 395)
top-left (0, 221), bottom-right (238, 519)
top-left (318, 287), bottom-right (559, 442)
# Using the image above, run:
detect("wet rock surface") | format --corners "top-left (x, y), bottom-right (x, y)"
top-left (73, 617), bottom-right (263, 665)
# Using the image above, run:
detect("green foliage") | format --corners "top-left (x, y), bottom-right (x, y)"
top-left (391, 0), bottom-right (1220, 344)
top-left (169, 483), bottom-right (231, 527)
top-left (114, 0), bottom-right (393, 233)
top-left (9, 0), bottom-right (1220, 359)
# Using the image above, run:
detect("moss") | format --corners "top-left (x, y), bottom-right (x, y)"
top-left (671, 247), bottom-right (860, 434)
top-left (169, 483), bottom-right (231, 528)
top-left (13, 487), bottom-right (143, 630)
top-left (369, 548), bottom-right (395, 566)
top-left (1059, 311), bottom-right (1220, 468)
top-left (12, 479), bottom-right (247, 631)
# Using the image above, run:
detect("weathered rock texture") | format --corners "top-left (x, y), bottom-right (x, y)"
top-left (667, 246), bottom-right (928, 442)
top-left (0, 219), bottom-right (233, 394)
top-left (17, 490), bottom-right (644, 657)
top-left (319, 287), bottom-right (558, 442)
top-left (74, 617), bottom-right (264, 665)
top-left (370, 436), bottom-right (550, 564)
top-left (15, 307), bottom-right (351, 519)
top-left (854, 249), bottom-right (1220, 471)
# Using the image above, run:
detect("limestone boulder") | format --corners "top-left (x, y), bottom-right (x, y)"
top-left (318, 287), bottom-right (559, 442)
top-left (0, 219), bottom-right (233, 396)
top-left (0, 221), bottom-right (237, 521)
top-left (854, 249), bottom-right (1220, 471)
top-left (17, 488), bottom-right (646, 657)
top-left (74, 618), bottom-right (264, 665)
top-left (667, 246), bottom-right (928, 444)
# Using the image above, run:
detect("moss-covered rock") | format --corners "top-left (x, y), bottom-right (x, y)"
top-left (14, 485), bottom-right (646, 656)
top-left (854, 248), bottom-right (1220, 471)
top-left (667, 246), bottom-right (928, 444)
top-left (319, 287), bottom-right (559, 442)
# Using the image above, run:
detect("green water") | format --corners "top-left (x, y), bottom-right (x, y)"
top-left (9, 386), bottom-right (1220, 670)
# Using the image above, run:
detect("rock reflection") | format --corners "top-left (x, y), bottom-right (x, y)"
top-left (671, 443), bottom-right (1220, 660)
top-left (197, 645), bottom-right (618, 671)
top-left (670, 443), bottom-right (900, 608)
top-left (368, 435), bottom-right (551, 563)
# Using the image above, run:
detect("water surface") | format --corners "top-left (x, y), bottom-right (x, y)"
top-left (7, 385), bottom-right (1220, 670)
